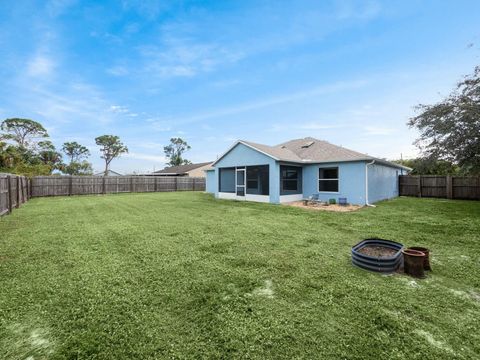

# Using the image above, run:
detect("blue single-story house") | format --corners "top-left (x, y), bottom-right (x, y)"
top-left (205, 137), bottom-right (410, 205)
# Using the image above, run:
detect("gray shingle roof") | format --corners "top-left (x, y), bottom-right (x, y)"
top-left (214, 138), bottom-right (409, 170)
top-left (154, 162), bottom-right (213, 175)
top-left (241, 140), bottom-right (302, 162)
top-left (277, 137), bottom-right (371, 163)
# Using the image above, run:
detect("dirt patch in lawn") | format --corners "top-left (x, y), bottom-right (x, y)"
top-left (358, 245), bottom-right (397, 258)
top-left (284, 201), bottom-right (362, 212)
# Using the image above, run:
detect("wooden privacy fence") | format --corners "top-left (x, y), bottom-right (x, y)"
top-left (0, 175), bottom-right (205, 217)
top-left (0, 173), bottom-right (31, 216)
top-left (31, 176), bottom-right (206, 197)
top-left (399, 175), bottom-right (480, 200)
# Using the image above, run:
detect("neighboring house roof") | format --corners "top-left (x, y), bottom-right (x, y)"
top-left (94, 170), bottom-right (123, 176)
top-left (212, 137), bottom-right (410, 170)
top-left (154, 162), bottom-right (213, 175)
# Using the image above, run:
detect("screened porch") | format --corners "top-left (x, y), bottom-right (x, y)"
top-left (218, 165), bottom-right (270, 201)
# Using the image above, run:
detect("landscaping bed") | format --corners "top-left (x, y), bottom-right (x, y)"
top-left (284, 200), bottom-right (362, 212)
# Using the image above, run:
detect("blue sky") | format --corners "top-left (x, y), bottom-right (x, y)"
top-left (0, 0), bottom-right (479, 173)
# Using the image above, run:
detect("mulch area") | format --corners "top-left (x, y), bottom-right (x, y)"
top-left (358, 245), bottom-right (397, 258)
top-left (284, 201), bottom-right (362, 212)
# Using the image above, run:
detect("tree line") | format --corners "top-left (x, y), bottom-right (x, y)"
top-left (0, 118), bottom-right (128, 176)
top-left (0, 117), bottom-right (192, 177)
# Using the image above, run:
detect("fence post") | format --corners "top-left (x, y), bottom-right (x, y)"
top-left (130, 176), bottom-right (134, 193)
top-left (154, 176), bottom-right (158, 192)
top-left (192, 178), bottom-right (196, 191)
top-left (18, 177), bottom-right (22, 204)
top-left (21, 177), bottom-right (25, 203)
top-left (69, 176), bottom-right (73, 196)
top-left (478, 177), bottom-right (480, 200)
top-left (446, 175), bottom-right (453, 199)
top-left (20, 177), bottom-right (25, 204)
top-left (418, 176), bottom-right (422, 198)
top-left (102, 176), bottom-right (106, 195)
top-left (175, 177), bottom-right (178, 192)
top-left (15, 176), bottom-right (20, 208)
top-left (29, 177), bottom-right (33, 198)
top-left (23, 177), bottom-right (26, 202)
top-left (7, 176), bottom-right (13, 214)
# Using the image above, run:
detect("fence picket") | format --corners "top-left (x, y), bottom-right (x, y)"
top-left (1, 174), bottom-right (206, 218)
top-left (29, 176), bottom-right (205, 197)
top-left (400, 175), bottom-right (480, 200)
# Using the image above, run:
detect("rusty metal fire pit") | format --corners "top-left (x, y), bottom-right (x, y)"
top-left (407, 246), bottom-right (431, 271)
top-left (351, 238), bottom-right (404, 273)
top-left (402, 249), bottom-right (426, 278)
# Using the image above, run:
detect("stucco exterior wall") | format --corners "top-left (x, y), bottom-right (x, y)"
top-left (302, 161), bottom-right (367, 205)
top-left (213, 143), bottom-right (279, 203)
top-left (367, 163), bottom-right (406, 203)
top-left (205, 170), bottom-right (216, 193)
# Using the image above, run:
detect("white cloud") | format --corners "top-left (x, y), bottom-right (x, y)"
top-left (138, 41), bottom-right (244, 78)
top-left (164, 79), bottom-right (368, 125)
top-left (109, 105), bottom-right (130, 114)
top-left (107, 65), bottom-right (129, 76)
top-left (46, 0), bottom-right (77, 17)
top-left (147, 119), bottom-right (172, 132)
top-left (124, 23), bottom-right (140, 34)
top-left (335, 0), bottom-right (382, 21)
top-left (13, 81), bottom-right (117, 126)
top-left (27, 55), bottom-right (56, 78)
top-left (210, 79), bottom-right (242, 88)
top-left (109, 105), bottom-right (140, 118)
top-left (223, 136), bottom-right (238, 143)
top-left (300, 122), bottom-right (343, 130)
top-left (121, 0), bottom-right (171, 19)
top-left (160, 65), bottom-right (196, 77)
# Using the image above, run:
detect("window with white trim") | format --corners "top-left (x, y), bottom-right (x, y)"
top-left (319, 167), bottom-right (338, 192)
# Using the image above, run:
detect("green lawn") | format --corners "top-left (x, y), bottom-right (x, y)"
top-left (0, 193), bottom-right (479, 359)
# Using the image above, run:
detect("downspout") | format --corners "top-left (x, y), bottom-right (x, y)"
top-left (365, 160), bottom-right (376, 207)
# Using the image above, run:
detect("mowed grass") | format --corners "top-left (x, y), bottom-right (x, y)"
top-left (0, 193), bottom-right (479, 359)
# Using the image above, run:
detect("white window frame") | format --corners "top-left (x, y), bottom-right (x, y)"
top-left (318, 167), bottom-right (339, 193)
